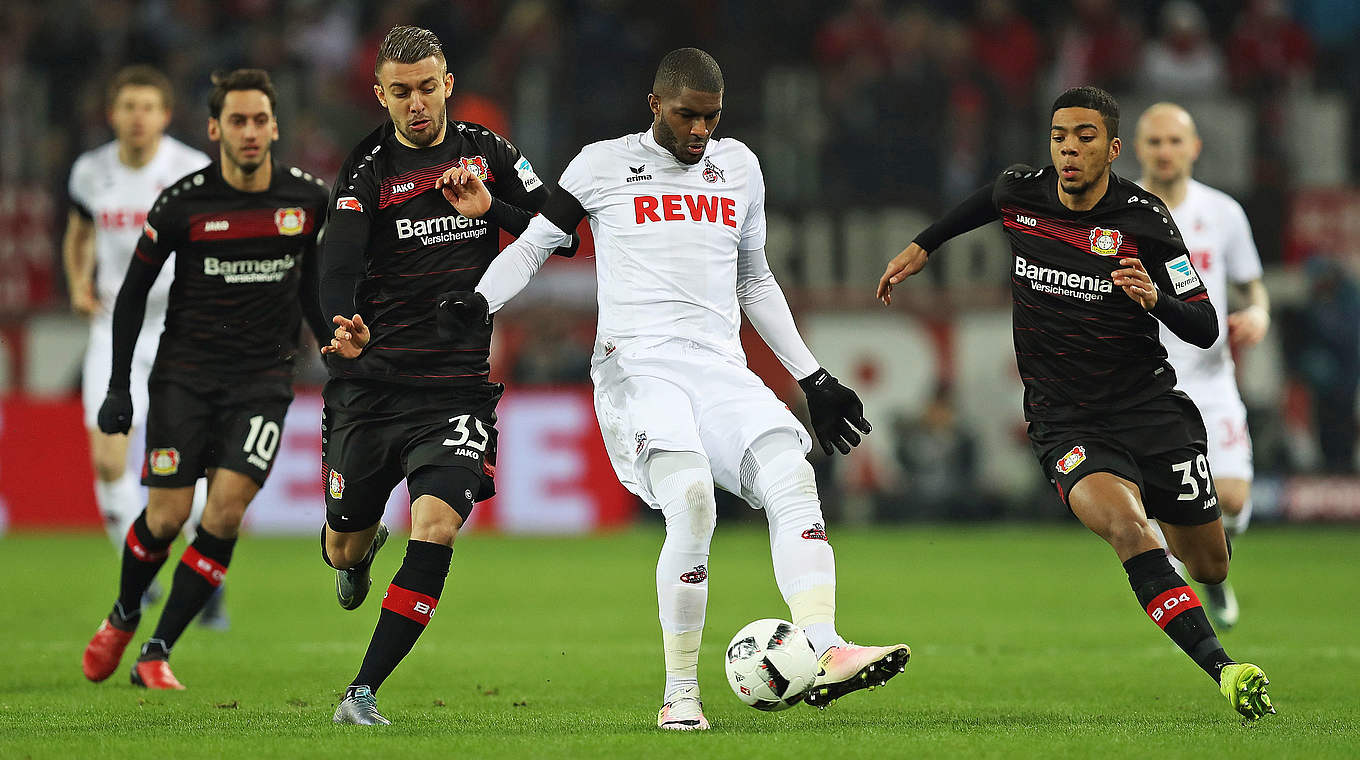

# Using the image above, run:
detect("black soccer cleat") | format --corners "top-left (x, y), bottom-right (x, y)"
top-left (336, 523), bottom-right (389, 611)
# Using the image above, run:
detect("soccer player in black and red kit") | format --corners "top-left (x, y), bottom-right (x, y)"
top-left (318, 26), bottom-right (573, 725)
top-left (877, 87), bottom-right (1274, 720)
top-left (82, 69), bottom-right (330, 690)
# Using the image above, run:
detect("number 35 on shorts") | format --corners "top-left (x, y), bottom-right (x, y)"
top-left (443, 413), bottom-right (492, 461)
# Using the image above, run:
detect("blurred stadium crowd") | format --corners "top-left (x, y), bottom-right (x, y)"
top-left (2, 0), bottom-right (1360, 522)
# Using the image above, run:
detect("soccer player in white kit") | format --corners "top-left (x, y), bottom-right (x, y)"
top-left (440, 48), bottom-right (909, 729)
top-left (1134, 103), bottom-right (1270, 630)
top-left (64, 66), bottom-right (211, 552)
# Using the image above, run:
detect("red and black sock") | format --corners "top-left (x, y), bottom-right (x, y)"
top-left (111, 510), bottom-right (173, 631)
top-left (140, 527), bottom-right (235, 661)
top-left (1124, 548), bottom-right (1234, 681)
top-left (351, 540), bottom-right (452, 693)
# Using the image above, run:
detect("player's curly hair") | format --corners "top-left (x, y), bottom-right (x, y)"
top-left (652, 48), bottom-right (723, 98)
top-left (208, 69), bottom-right (277, 119)
top-left (107, 65), bottom-right (174, 112)
top-left (375, 25), bottom-right (446, 81)
top-left (1051, 86), bottom-right (1120, 138)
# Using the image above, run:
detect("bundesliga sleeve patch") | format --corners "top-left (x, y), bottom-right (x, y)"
top-left (1165, 254), bottom-right (1202, 295)
top-left (143, 221), bottom-right (158, 243)
top-left (515, 156), bottom-right (542, 192)
top-left (336, 196), bottom-right (363, 213)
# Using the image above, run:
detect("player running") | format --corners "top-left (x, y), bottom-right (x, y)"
top-left (1134, 103), bottom-right (1270, 631)
top-left (63, 66), bottom-right (213, 576)
top-left (442, 48), bottom-right (909, 731)
top-left (319, 26), bottom-right (573, 726)
top-left (877, 87), bottom-right (1272, 720)
top-left (81, 69), bottom-right (329, 690)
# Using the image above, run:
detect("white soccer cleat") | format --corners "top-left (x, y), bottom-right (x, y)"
top-left (657, 685), bottom-right (710, 731)
top-left (805, 642), bottom-right (910, 709)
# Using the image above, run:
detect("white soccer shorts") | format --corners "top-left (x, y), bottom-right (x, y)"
top-left (591, 338), bottom-right (810, 506)
top-left (1180, 373), bottom-right (1253, 482)
top-left (81, 311), bottom-right (164, 430)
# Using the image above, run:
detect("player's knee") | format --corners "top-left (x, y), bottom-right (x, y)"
top-left (746, 447), bottom-right (820, 518)
top-left (659, 472), bottom-right (717, 543)
top-left (1106, 517), bottom-right (1157, 554)
top-left (92, 455), bottom-right (125, 483)
top-left (1185, 551), bottom-right (1230, 585)
top-left (325, 531), bottom-right (372, 569)
top-left (199, 501), bottom-right (248, 538)
top-left (144, 507), bottom-right (187, 540)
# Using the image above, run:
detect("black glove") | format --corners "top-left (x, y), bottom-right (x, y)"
top-left (97, 388), bottom-right (134, 435)
top-left (798, 368), bottom-right (871, 455)
top-left (436, 290), bottom-right (490, 340)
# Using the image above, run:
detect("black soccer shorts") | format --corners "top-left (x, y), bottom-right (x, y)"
top-left (321, 378), bottom-right (502, 532)
top-left (1029, 390), bottom-right (1221, 526)
top-left (142, 377), bottom-right (294, 488)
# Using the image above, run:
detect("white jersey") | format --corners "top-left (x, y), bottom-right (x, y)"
top-left (1144, 179), bottom-right (1263, 387)
top-left (558, 130), bottom-right (768, 363)
top-left (68, 137), bottom-right (211, 311)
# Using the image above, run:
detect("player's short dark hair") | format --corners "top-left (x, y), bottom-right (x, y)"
top-left (1051, 86), bottom-right (1120, 138)
top-left (652, 48), bottom-right (724, 98)
top-left (208, 69), bottom-right (277, 120)
top-left (374, 25), bottom-right (446, 81)
top-left (107, 65), bottom-right (174, 112)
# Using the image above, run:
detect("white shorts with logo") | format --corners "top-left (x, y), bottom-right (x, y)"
top-left (82, 310), bottom-right (165, 429)
top-left (591, 338), bottom-right (810, 507)
top-left (1178, 371), bottom-right (1253, 482)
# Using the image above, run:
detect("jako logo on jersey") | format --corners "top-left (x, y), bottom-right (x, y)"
top-left (274, 207), bottom-right (306, 236)
top-left (203, 219), bottom-right (230, 233)
top-left (680, 565), bottom-right (707, 584)
top-left (336, 196), bottom-right (363, 213)
top-left (204, 254), bottom-right (297, 283)
top-left (1088, 227), bottom-right (1123, 256)
top-left (1016, 214), bottom-right (1037, 227)
top-left (328, 469), bottom-right (345, 500)
top-left (634, 195), bottom-right (738, 227)
top-left (1055, 445), bottom-right (1086, 474)
top-left (391, 181), bottom-right (416, 194)
top-left (459, 155), bottom-right (491, 181)
top-left (1014, 255), bottom-right (1113, 302)
top-left (149, 448), bottom-right (180, 476)
top-left (1164, 254), bottom-right (1203, 295)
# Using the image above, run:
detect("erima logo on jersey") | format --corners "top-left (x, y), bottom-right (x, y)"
top-left (515, 156), bottom-right (542, 192)
top-left (204, 254), bottom-right (297, 283)
top-left (634, 194), bottom-right (738, 227)
top-left (1014, 255), bottom-right (1113, 302)
top-left (396, 214), bottom-right (489, 246)
top-left (1165, 254), bottom-right (1202, 295)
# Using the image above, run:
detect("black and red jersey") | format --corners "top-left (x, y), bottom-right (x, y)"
top-left (989, 166), bottom-right (1210, 421)
top-left (132, 161), bottom-right (328, 383)
top-left (321, 120), bottom-right (552, 387)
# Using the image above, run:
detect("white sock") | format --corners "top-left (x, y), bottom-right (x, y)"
top-left (95, 473), bottom-right (142, 554)
top-left (741, 431), bottom-right (845, 656)
top-left (1222, 495), bottom-right (1252, 537)
top-left (183, 478), bottom-right (209, 542)
top-left (649, 451), bottom-right (715, 700)
top-left (1148, 520), bottom-right (1189, 578)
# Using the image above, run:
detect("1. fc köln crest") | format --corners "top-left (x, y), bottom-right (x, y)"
top-left (1088, 227), bottom-right (1122, 256)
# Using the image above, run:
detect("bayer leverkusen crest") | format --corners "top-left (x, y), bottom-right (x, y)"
top-left (459, 155), bottom-right (492, 181)
top-left (1088, 227), bottom-right (1122, 256)
top-left (274, 207), bottom-right (306, 236)
top-left (328, 469), bottom-right (345, 500)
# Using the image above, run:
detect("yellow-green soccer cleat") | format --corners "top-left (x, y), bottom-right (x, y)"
top-left (1219, 663), bottom-right (1275, 720)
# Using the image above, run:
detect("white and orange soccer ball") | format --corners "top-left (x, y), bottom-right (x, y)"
top-left (724, 619), bottom-right (819, 711)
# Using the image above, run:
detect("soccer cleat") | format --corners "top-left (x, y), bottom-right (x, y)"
top-left (337, 523), bottom-right (389, 611)
top-left (1219, 663), bottom-right (1274, 720)
top-left (805, 642), bottom-right (910, 709)
top-left (131, 659), bottom-right (186, 690)
top-left (82, 619), bottom-right (135, 683)
top-left (1203, 580), bottom-right (1240, 631)
top-left (334, 686), bottom-right (391, 725)
top-left (657, 685), bottom-right (710, 730)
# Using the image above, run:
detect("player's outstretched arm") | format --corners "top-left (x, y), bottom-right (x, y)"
top-left (879, 181), bottom-right (999, 305)
top-left (877, 242), bottom-right (930, 305)
top-left (1227, 278), bottom-right (1270, 348)
top-left (1115, 257), bottom-right (1218, 348)
top-left (99, 254), bottom-right (163, 434)
top-left (62, 209), bottom-right (99, 316)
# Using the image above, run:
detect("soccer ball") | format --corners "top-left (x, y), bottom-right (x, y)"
top-left (723, 618), bottom-right (819, 711)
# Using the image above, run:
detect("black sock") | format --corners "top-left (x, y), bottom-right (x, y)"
top-left (111, 510), bottom-right (174, 631)
top-left (141, 527), bottom-right (236, 661)
top-left (352, 540), bottom-right (452, 693)
top-left (1124, 548), bottom-right (1234, 681)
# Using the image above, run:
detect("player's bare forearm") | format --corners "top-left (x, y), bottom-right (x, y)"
top-left (1227, 278), bottom-right (1270, 348)
top-left (877, 242), bottom-right (929, 305)
top-left (62, 211), bottom-right (99, 314)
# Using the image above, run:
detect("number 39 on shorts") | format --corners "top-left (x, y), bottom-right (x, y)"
top-left (1171, 454), bottom-right (1211, 501)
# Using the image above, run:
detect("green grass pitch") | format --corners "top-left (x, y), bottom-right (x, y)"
top-left (2, 523), bottom-right (1357, 758)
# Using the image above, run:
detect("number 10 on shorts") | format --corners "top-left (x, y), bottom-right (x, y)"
top-left (243, 415), bottom-right (281, 470)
